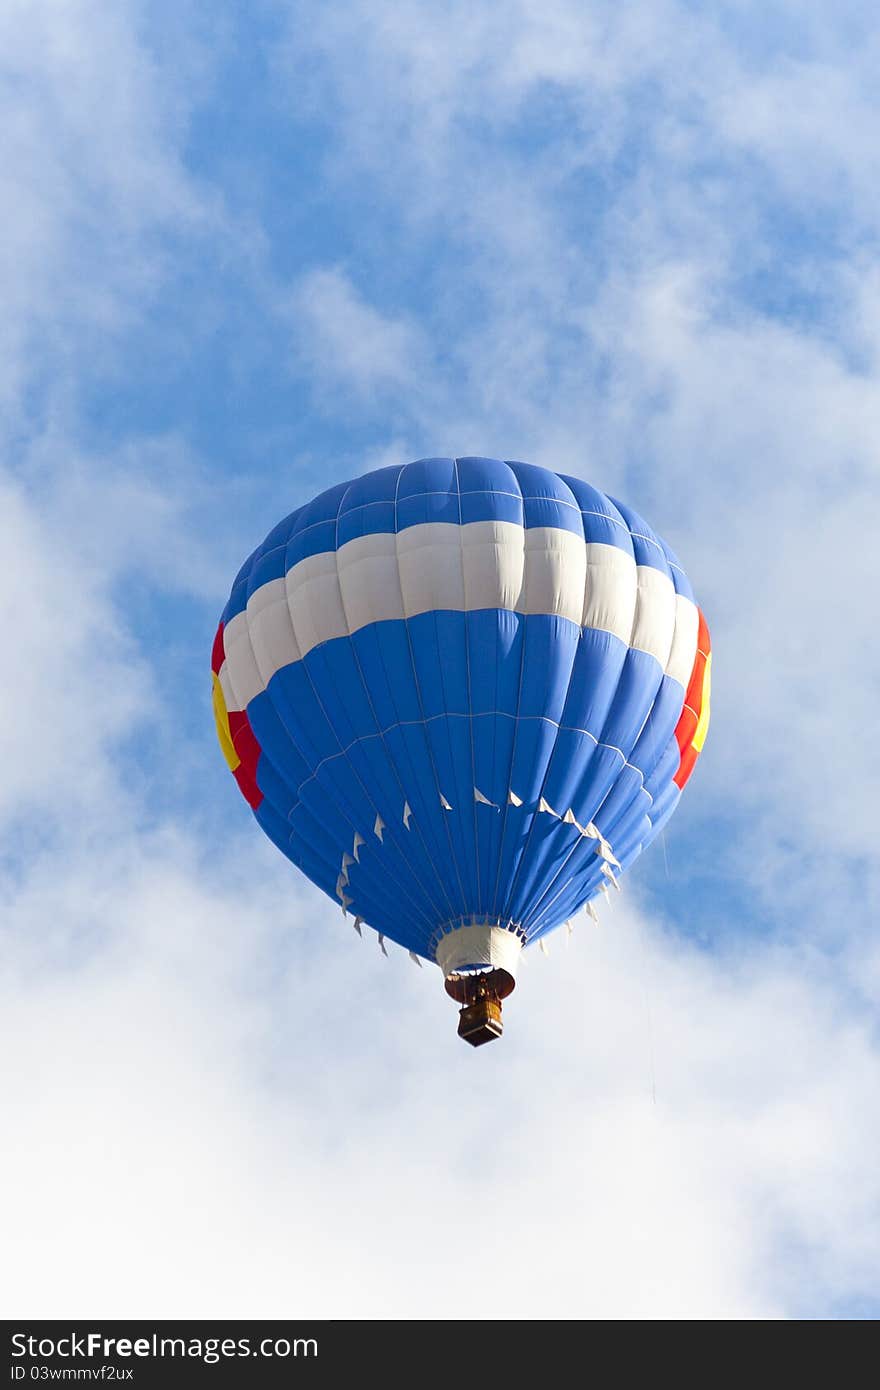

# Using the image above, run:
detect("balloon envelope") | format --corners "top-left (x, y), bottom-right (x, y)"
top-left (212, 458), bottom-right (710, 979)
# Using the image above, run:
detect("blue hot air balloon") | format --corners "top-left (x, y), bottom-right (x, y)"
top-left (212, 458), bottom-right (711, 1044)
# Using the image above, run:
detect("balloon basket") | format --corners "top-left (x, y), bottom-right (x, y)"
top-left (457, 996), bottom-right (504, 1046)
top-left (444, 968), bottom-right (515, 1047)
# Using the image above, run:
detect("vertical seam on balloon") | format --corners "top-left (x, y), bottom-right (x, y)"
top-left (425, 605), bottom-right (471, 919)
top-left (486, 530), bottom-right (503, 918)
top-left (598, 681), bottom-right (680, 849)
top-left (519, 794), bottom-right (625, 935)
top-left (488, 464), bottom-right (531, 922)
top-left (392, 464), bottom-right (469, 922)
top-left (386, 481), bottom-right (470, 926)
top-left (525, 875), bottom-right (578, 938)
top-left (526, 862), bottom-right (608, 936)
top-left (453, 458), bottom-right (486, 918)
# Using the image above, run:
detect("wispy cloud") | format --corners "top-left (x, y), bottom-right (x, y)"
top-left (0, 0), bottom-right (209, 424)
top-left (290, 267), bottom-right (428, 401)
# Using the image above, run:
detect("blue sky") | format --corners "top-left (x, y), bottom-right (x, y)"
top-left (3, 0), bottom-right (880, 1319)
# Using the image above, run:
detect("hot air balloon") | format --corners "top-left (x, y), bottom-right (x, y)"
top-left (212, 458), bottom-right (710, 1045)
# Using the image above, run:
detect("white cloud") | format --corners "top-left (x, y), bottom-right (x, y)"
top-left (0, 0), bottom-right (208, 424)
top-left (3, 846), bottom-right (879, 1318)
top-left (290, 267), bottom-right (428, 403)
top-left (0, 472), bottom-right (149, 831)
